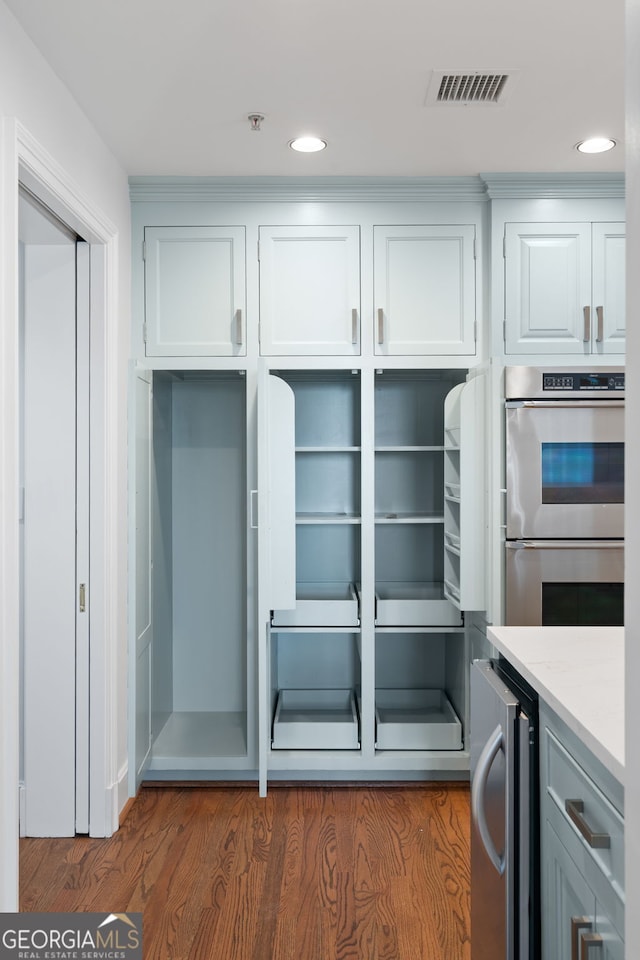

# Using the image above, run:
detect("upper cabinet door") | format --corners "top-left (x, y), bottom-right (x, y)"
top-left (259, 225), bottom-right (361, 355)
top-left (504, 222), bottom-right (593, 355)
top-left (504, 221), bottom-right (626, 356)
top-left (373, 224), bottom-right (477, 356)
top-left (144, 226), bottom-right (246, 356)
top-left (591, 222), bottom-right (626, 355)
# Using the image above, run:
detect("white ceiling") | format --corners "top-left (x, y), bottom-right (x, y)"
top-left (5, 0), bottom-right (625, 178)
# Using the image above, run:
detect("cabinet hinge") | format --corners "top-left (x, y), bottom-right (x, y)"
top-left (142, 240), bottom-right (146, 261)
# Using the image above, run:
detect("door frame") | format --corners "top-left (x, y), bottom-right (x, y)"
top-left (0, 119), bottom-right (121, 908)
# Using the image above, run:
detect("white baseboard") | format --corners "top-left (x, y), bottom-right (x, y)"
top-left (116, 761), bottom-right (129, 823)
top-left (18, 783), bottom-right (26, 838)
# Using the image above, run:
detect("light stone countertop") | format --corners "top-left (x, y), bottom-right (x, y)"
top-left (486, 626), bottom-right (624, 785)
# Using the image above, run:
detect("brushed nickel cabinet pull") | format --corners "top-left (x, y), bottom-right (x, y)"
top-left (596, 305), bottom-right (604, 342)
top-left (235, 309), bottom-right (243, 345)
top-left (565, 799), bottom-right (610, 848)
top-left (377, 308), bottom-right (384, 344)
top-left (583, 305), bottom-right (591, 342)
top-left (580, 931), bottom-right (603, 958)
top-left (571, 917), bottom-right (592, 960)
top-left (351, 308), bottom-right (358, 344)
top-left (79, 583), bottom-right (86, 613)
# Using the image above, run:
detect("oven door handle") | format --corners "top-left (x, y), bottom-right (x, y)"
top-left (506, 540), bottom-right (623, 550)
top-left (506, 400), bottom-right (624, 409)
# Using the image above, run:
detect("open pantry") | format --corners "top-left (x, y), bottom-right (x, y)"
top-left (268, 370), bottom-right (362, 628)
top-left (262, 367), bottom-right (482, 779)
top-left (373, 630), bottom-right (466, 752)
top-left (373, 370), bottom-right (467, 627)
top-left (132, 369), bottom-right (253, 783)
top-left (269, 630), bottom-right (362, 751)
top-left (131, 361), bottom-right (484, 786)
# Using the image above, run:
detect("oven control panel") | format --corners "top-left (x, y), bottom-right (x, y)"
top-left (542, 372), bottom-right (625, 392)
top-left (505, 366), bottom-right (625, 400)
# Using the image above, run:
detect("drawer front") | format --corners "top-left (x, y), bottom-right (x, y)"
top-left (545, 727), bottom-right (624, 897)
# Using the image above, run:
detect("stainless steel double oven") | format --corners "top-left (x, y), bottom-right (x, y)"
top-left (504, 366), bottom-right (624, 626)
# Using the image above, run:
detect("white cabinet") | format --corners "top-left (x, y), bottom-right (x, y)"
top-left (143, 226), bottom-right (246, 356)
top-left (373, 224), bottom-right (477, 356)
top-left (541, 705), bottom-right (624, 960)
top-left (131, 363), bottom-right (484, 785)
top-left (443, 375), bottom-right (486, 610)
top-left (592, 223), bottom-right (626, 354)
top-left (504, 221), bottom-right (625, 355)
top-left (261, 368), bottom-right (476, 776)
top-left (130, 368), bottom-right (253, 785)
top-left (373, 370), bottom-right (464, 627)
top-left (266, 369), bottom-right (362, 626)
top-left (258, 225), bottom-right (361, 355)
top-left (258, 222), bottom-right (478, 357)
top-left (545, 825), bottom-right (624, 960)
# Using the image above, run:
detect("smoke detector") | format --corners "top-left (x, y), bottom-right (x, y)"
top-left (424, 70), bottom-right (517, 106)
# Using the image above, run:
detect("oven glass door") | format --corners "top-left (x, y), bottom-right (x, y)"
top-left (505, 401), bottom-right (624, 539)
top-left (505, 541), bottom-right (624, 626)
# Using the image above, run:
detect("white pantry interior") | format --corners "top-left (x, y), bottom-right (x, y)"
top-left (263, 367), bottom-right (476, 775)
top-left (132, 369), bottom-right (253, 785)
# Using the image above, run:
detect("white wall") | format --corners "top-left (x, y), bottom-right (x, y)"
top-left (0, 0), bottom-right (130, 909)
top-left (626, 0), bottom-right (640, 948)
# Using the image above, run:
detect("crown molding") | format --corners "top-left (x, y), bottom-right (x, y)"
top-left (480, 171), bottom-right (625, 199)
top-left (129, 172), bottom-right (625, 203)
top-left (128, 175), bottom-right (489, 203)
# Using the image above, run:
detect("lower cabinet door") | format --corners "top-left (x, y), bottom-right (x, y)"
top-left (594, 909), bottom-right (625, 960)
top-left (543, 820), bottom-right (624, 960)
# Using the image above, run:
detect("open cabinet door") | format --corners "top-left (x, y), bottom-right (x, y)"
top-left (257, 367), bottom-right (296, 793)
top-left (443, 373), bottom-right (486, 612)
top-left (129, 366), bottom-right (153, 793)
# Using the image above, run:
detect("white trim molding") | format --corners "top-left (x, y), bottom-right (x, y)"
top-left (481, 171), bottom-right (625, 198)
top-left (129, 173), bottom-right (625, 204)
top-left (129, 175), bottom-right (490, 203)
top-left (0, 116), bottom-right (22, 912)
top-left (116, 760), bottom-right (130, 824)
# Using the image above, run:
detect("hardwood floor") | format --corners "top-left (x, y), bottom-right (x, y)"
top-left (20, 783), bottom-right (471, 960)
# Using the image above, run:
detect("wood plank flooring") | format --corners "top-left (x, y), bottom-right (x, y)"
top-left (20, 782), bottom-right (471, 960)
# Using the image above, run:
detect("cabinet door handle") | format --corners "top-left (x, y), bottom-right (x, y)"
top-left (565, 799), bottom-right (611, 848)
top-left (571, 918), bottom-right (592, 960)
top-left (580, 931), bottom-right (603, 958)
top-left (351, 308), bottom-right (359, 345)
top-left (583, 305), bottom-right (591, 342)
top-left (377, 308), bottom-right (384, 344)
top-left (595, 305), bottom-right (604, 342)
top-left (250, 490), bottom-right (258, 529)
top-left (235, 308), bottom-right (243, 345)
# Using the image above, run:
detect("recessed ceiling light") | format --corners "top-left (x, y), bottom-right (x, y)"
top-left (576, 137), bottom-right (617, 154)
top-left (289, 136), bottom-right (327, 153)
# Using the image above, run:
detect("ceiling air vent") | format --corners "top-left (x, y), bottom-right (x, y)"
top-left (425, 71), bottom-right (515, 106)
